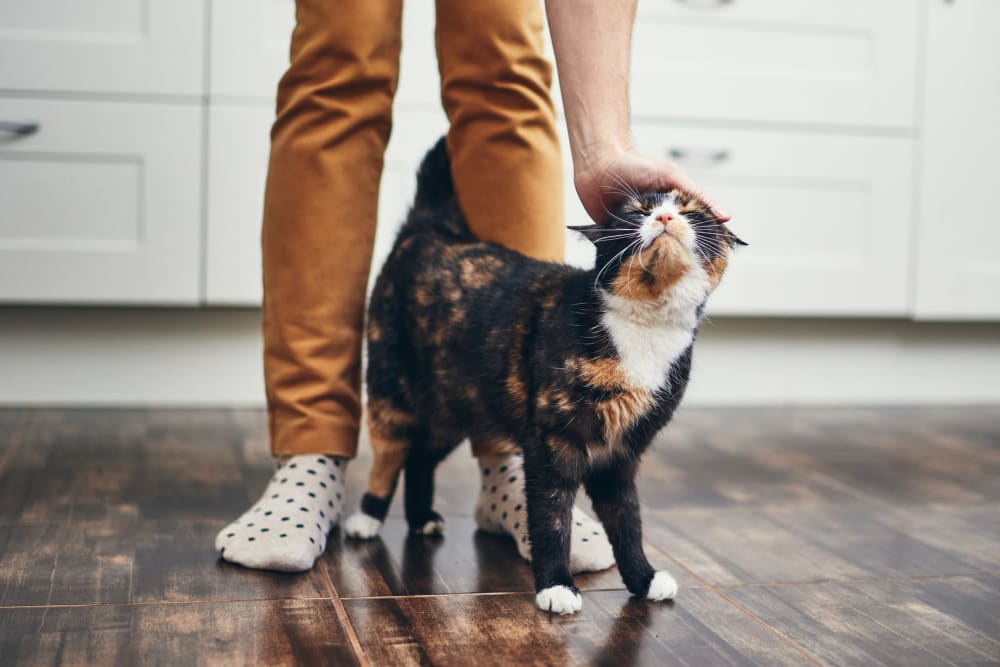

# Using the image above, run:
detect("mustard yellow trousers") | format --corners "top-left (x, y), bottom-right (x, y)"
top-left (262, 0), bottom-right (564, 458)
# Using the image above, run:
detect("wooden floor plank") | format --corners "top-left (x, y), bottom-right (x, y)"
top-left (344, 588), bottom-right (815, 667)
top-left (0, 598), bottom-right (360, 666)
top-left (725, 577), bottom-right (1000, 667)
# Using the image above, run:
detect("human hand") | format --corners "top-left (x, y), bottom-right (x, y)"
top-left (573, 146), bottom-right (731, 224)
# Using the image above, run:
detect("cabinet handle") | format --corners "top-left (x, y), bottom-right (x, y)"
top-left (667, 147), bottom-right (731, 164)
top-left (675, 0), bottom-right (734, 7)
top-left (0, 121), bottom-right (40, 136)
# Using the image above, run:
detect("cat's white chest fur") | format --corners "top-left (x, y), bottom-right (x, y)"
top-left (600, 269), bottom-right (709, 393)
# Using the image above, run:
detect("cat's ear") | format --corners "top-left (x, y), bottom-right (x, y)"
top-left (567, 224), bottom-right (606, 244)
top-left (724, 228), bottom-right (748, 248)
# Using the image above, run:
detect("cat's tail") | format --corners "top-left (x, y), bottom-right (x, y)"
top-left (405, 136), bottom-right (472, 240)
top-left (413, 136), bottom-right (454, 210)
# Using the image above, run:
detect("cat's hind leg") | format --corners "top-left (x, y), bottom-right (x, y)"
top-left (404, 452), bottom-right (448, 536)
top-left (344, 399), bottom-right (420, 540)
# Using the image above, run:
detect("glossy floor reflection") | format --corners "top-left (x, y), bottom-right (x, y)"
top-left (0, 408), bottom-right (997, 665)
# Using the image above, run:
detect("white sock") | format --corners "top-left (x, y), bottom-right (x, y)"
top-left (474, 454), bottom-right (615, 574)
top-left (215, 454), bottom-right (347, 572)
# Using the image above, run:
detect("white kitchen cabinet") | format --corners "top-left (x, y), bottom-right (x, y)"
top-left (629, 123), bottom-right (914, 316)
top-left (633, 0), bottom-right (919, 128)
top-left (913, 0), bottom-right (1000, 320)
top-left (209, 0), bottom-right (440, 108)
top-left (0, 0), bottom-right (206, 96)
top-left (0, 98), bottom-right (202, 304)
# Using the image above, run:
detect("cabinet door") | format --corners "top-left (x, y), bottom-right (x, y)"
top-left (628, 123), bottom-right (913, 316)
top-left (205, 106), bottom-right (449, 305)
top-left (0, 99), bottom-right (202, 304)
top-left (210, 0), bottom-right (439, 107)
top-left (632, 0), bottom-right (919, 128)
top-left (913, 0), bottom-right (1000, 320)
top-left (0, 0), bottom-right (205, 96)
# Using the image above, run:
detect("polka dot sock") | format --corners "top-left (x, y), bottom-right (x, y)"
top-left (474, 454), bottom-right (615, 574)
top-left (215, 454), bottom-right (346, 573)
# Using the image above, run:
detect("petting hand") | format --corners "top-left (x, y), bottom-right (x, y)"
top-left (574, 146), bottom-right (731, 224)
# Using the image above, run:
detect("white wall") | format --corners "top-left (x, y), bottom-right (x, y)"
top-left (1, 308), bottom-right (998, 407)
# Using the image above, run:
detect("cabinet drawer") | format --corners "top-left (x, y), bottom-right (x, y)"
top-left (0, 1), bottom-right (205, 96)
top-left (0, 98), bottom-right (202, 304)
top-left (205, 106), bottom-right (450, 305)
top-left (632, 0), bottom-right (918, 128)
top-left (210, 0), bottom-right (439, 107)
top-left (629, 123), bottom-right (913, 316)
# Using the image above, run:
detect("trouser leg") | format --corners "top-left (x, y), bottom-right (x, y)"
top-left (262, 0), bottom-right (403, 458)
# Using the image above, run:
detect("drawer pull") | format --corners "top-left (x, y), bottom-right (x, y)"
top-left (675, 0), bottom-right (734, 7)
top-left (0, 121), bottom-right (40, 136)
top-left (667, 147), bottom-right (730, 164)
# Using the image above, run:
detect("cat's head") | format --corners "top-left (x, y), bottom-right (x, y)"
top-left (570, 190), bottom-right (746, 302)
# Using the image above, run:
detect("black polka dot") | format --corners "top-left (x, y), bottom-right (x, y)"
top-left (282, 517), bottom-right (289, 521)
top-left (308, 492), bottom-right (316, 498)
top-left (307, 469), bottom-right (316, 475)
top-left (515, 504), bottom-right (522, 512)
top-left (499, 466), bottom-right (508, 473)
top-left (508, 476), bottom-right (517, 483)
top-left (502, 495), bottom-right (508, 502)
top-left (328, 501), bottom-right (334, 508)
top-left (514, 522), bottom-right (519, 530)
top-left (334, 460), bottom-right (340, 467)
top-left (261, 527), bottom-right (269, 532)
top-left (582, 538), bottom-right (588, 542)
top-left (286, 498), bottom-right (294, 504)
top-left (281, 478), bottom-right (288, 484)
top-left (296, 523), bottom-right (304, 529)
top-left (320, 481), bottom-right (327, 488)
top-left (271, 494), bottom-right (279, 499)
top-left (220, 547), bottom-right (226, 554)
top-left (482, 468), bottom-right (490, 476)
top-left (522, 536), bottom-right (527, 543)
top-left (254, 507), bottom-right (261, 513)
top-left (226, 532), bottom-right (234, 538)
top-left (491, 486), bottom-right (497, 493)
top-left (491, 503), bottom-right (496, 511)
top-left (264, 511), bottom-right (272, 516)
top-left (336, 493), bottom-right (342, 500)
top-left (247, 522), bottom-right (254, 527)
top-left (289, 463), bottom-right (297, 469)
top-left (315, 523), bottom-right (321, 530)
top-left (329, 474), bottom-right (336, 481)
top-left (248, 537), bottom-right (256, 542)
top-left (593, 531), bottom-right (599, 535)
top-left (319, 510), bottom-right (325, 518)
top-left (575, 521), bottom-right (582, 526)
top-left (317, 458), bottom-right (326, 465)
top-left (502, 511), bottom-right (508, 519)
top-left (295, 481), bottom-right (304, 487)
top-left (309, 537), bottom-right (315, 544)
top-left (300, 507), bottom-right (309, 512)
top-left (279, 533), bottom-right (287, 538)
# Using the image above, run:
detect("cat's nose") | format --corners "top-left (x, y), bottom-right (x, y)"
top-left (656, 212), bottom-right (674, 225)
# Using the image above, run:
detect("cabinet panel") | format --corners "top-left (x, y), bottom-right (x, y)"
top-left (210, 0), bottom-right (439, 107)
top-left (0, 98), bottom-right (202, 304)
top-left (0, 0), bottom-right (205, 96)
top-left (632, 0), bottom-right (919, 128)
top-left (913, 0), bottom-right (1000, 320)
top-left (628, 124), bottom-right (913, 316)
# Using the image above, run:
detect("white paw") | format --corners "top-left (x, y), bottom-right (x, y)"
top-left (646, 571), bottom-right (678, 601)
top-left (535, 585), bottom-right (583, 615)
top-left (344, 512), bottom-right (383, 539)
top-left (414, 518), bottom-right (445, 535)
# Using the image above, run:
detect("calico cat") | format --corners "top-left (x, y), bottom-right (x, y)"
top-left (345, 138), bottom-right (744, 614)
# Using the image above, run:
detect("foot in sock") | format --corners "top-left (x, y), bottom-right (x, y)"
top-left (474, 454), bottom-right (615, 574)
top-left (215, 454), bottom-right (347, 572)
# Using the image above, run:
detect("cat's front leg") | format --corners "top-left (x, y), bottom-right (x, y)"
top-left (585, 461), bottom-right (677, 601)
top-left (523, 445), bottom-right (580, 614)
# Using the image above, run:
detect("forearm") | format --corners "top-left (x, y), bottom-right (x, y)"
top-left (545, 0), bottom-right (637, 174)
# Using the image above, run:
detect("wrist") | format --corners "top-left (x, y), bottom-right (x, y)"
top-left (571, 137), bottom-right (632, 178)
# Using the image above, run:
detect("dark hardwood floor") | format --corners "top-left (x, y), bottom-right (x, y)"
top-left (0, 407), bottom-right (997, 666)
